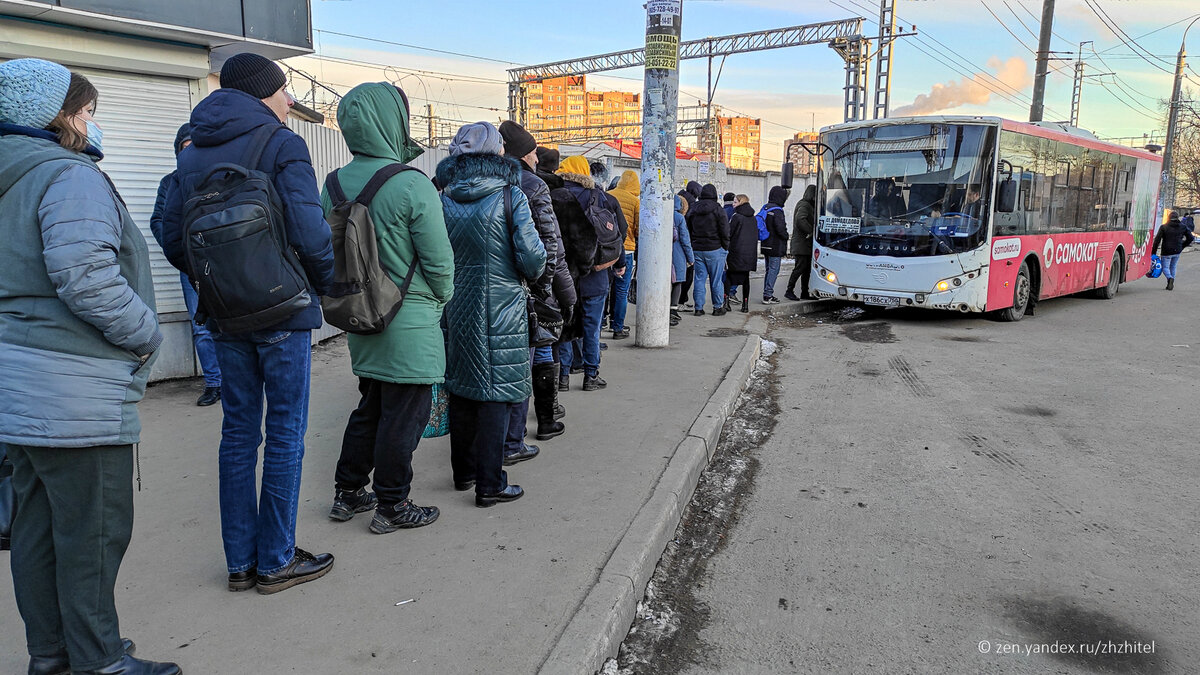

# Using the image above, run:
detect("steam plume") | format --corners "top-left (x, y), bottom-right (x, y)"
top-left (892, 57), bottom-right (1031, 116)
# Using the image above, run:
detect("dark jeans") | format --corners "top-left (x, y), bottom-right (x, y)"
top-left (559, 293), bottom-right (606, 377)
top-left (213, 329), bottom-right (311, 575)
top-left (449, 393), bottom-right (511, 494)
top-left (612, 252), bottom-right (635, 331)
top-left (335, 379), bottom-right (432, 507)
top-left (787, 253), bottom-right (811, 296)
top-left (6, 443), bottom-right (132, 671)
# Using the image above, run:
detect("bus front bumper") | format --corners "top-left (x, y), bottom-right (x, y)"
top-left (810, 275), bottom-right (985, 313)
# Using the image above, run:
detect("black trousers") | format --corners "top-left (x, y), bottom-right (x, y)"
top-left (6, 443), bottom-right (132, 671)
top-left (787, 254), bottom-right (812, 296)
top-left (449, 393), bottom-right (511, 494)
top-left (678, 265), bottom-right (694, 304)
top-left (335, 379), bottom-right (432, 507)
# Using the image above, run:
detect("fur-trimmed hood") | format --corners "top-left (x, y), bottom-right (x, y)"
top-left (436, 152), bottom-right (522, 202)
top-left (558, 172), bottom-right (595, 189)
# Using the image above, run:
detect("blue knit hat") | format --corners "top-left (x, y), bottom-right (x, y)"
top-left (0, 58), bottom-right (72, 129)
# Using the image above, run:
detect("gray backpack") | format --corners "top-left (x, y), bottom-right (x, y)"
top-left (322, 164), bottom-right (422, 334)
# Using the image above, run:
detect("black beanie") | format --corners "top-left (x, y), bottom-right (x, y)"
top-left (499, 120), bottom-right (537, 159)
top-left (536, 146), bottom-right (560, 173)
top-left (220, 53), bottom-right (287, 99)
top-left (723, 192), bottom-right (735, 203)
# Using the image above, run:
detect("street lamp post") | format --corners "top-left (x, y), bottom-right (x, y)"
top-left (1160, 16), bottom-right (1200, 221)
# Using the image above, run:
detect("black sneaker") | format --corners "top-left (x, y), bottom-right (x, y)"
top-left (763, 296), bottom-right (780, 305)
top-left (612, 328), bottom-right (630, 340)
top-left (784, 291), bottom-right (800, 301)
top-left (583, 374), bottom-right (607, 391)
top-left (553, 403), bottom-right (566, 420)
top-left (503, 443), bottom-right (540, 466)
top-left (558, 373), bottom-right (570, 392)
top-left (196, 386), bottom-right (220, 407)
top-left (370, 499), bottom-right (439, 534)
top-left (570, 365), bottom-right (584, 374)
top-left (329, 487), bottom-right (377, 522)
top-left (256, 548), bottom-right (334, 595)
top-left (713, 307), bottom-right (727, 316)
top-left (600, 341), bottom-right (609, 351)
top-left (694, 309), bottom-right (705, 316)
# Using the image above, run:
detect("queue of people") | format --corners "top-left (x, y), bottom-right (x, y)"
top-left (0, 53), bottom-right (818, 675)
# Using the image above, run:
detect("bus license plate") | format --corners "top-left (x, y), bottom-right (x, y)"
top-left (862, 294), bottom-right (900, 307)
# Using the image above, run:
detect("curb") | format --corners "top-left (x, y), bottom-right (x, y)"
top-left (760, 298), bottom-right (837, 316)
top-left (537, 334), bottom-right (764, 675)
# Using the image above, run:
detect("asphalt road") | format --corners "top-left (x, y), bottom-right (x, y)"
top-left (634, 255), bottom-right (1198, 674)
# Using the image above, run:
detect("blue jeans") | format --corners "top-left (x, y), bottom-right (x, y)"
top-left (763, 256), bottom-right (782, 299)
top-left (560, 294), bottom-right (606, 377)
top-left (1162, 253), bottom-right (1181, 279)
top-left (181, 272), bottom-right (221, 388)
top-left (212, 329), bottom-right (312, 575)
top-left (611, 252), bottom-right (634, 331)
top-left (693, 249), bottom-right (727, 311)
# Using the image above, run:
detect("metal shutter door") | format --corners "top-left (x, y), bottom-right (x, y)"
top-left (82, 70), bottom-right (194, 314)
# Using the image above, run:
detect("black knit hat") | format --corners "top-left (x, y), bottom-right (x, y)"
top-left (220, 53), bottom-right (286, 99)
top-left (499, 120), bottom-right (537, 159)
top-left (723, 192), bottom-right (735, 203)
top-left (536, 146), bottom-right (560, 173)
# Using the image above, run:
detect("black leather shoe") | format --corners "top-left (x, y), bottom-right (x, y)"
top-left (256, 548), bottom-right (333, 595)
top-left (454, 479), bottom-right (475, 491)
top-left (784, 291), bottom-right (800, 301)
top-left (553, 403), bottom-right (566, 420)
top-left (569, 365), bottom-right (584, 374)
top-left (557, 373), bottom-right (570, 391)
top-left (370, 499), bottom-right (439, 533)
top-left (503, 443), bottom-right (540, 466)
top-left (29, 640), bottom-right (136, 675)
top-left (713, 307), bottom-right (727, 316)
top-left (196, 387), bottom-right (220, 407)
top-left (694, 309), bottom-right (705, 316)
top-left (228, 568), bottom-right (256, 592)
top-left (476, 484), bottom-right (524, 508)
top-left (329, 487), bottom-right (377, 522)
top-left (583, 374), bottom-right (607, 391)
top-left (74, 654), bottom-right (181, 675)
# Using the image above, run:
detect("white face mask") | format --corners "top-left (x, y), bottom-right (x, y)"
top-left (84, 119), bottom-right (104, 152)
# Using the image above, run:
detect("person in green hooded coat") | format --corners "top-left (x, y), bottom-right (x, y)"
top-left (321, 82), bottom-right (455, 533)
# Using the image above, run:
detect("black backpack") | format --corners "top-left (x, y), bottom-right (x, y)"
top-left (182, 125), bottom-right (312, 334)
top-left (579, 189), bottom-right (623, 271)
top-left (322, 164), bottom-right (422, 334)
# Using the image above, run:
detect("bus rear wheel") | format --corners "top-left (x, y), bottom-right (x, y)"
top-left (1093, 253), bottom-right (1122, 299)
top-left (998, 262), bottom-right (1031, 322)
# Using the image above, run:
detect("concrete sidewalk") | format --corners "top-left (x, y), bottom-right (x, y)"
top-left (0, 289), bottom-right (818, 674)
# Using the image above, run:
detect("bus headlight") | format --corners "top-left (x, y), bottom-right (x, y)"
top-left (934, 275), bottom-right (968, 293)
top-left (824, 270), bottom-right (837, 284)
top-left (936, 280), bottom-right (951, 292)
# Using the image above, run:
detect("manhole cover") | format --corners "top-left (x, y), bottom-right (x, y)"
top-left (704, 328), bottom-right (750, 338)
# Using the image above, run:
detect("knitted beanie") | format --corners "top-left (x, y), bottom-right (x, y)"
top-left (0, 58), bottom-right (72, 129)
top-left (723, 192), bottom-right (735, 203)
top-left (499, 120), bottom-right (537, 159)
top-left (220, 53), bottom-right (286, 99)
top-left (448, 121), bottom-right (503, 156)
top-left (536, 146), bottom-right (560, 173)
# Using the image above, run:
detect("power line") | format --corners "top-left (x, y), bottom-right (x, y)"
top-left (314, 29), bottom-right (520, 66)
top-left (1082, 0), bottom-right (1174, 74)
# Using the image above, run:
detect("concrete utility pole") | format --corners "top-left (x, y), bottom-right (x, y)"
top-left (1161, 16), bottom-right (1200, 219)
top-left (636, 0), bottom-right (682, 348)
top-left (1029, 0), bottom-right (1055, 122)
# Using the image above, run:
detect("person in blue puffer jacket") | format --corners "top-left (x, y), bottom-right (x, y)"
top-left (671, 195), bottom-right (694, 325)
top-left (0, 59), bottom-right (180, 675)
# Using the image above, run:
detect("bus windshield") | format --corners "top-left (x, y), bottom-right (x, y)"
top-left (817, 122), bottom-right (996, 257)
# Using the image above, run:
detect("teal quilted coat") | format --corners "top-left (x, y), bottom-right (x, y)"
top-left (437, 152), bottom-right (547, 402)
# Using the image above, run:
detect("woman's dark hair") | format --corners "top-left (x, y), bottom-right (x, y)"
top-left (46, 72), bottom-right (99, 153)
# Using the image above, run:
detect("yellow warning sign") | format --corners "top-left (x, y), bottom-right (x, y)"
top-left (645, 34), bottom-right (679, 70)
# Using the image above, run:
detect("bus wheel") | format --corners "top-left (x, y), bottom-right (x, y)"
top-left (999, 263), bottom-right (1031, 322)
top-left (1093, 253), bottom-right (1121, 299)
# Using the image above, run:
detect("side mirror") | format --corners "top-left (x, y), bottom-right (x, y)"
top-left (781, 162), bottom-right (794, 190)
top-left (997, 179), bottom-right (1018, 213)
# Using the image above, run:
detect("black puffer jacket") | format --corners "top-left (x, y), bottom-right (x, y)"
top-left (687, 184), bottom-right (730, 252)
top-left (1153, 217), bottom-right (1196, 256)
top-left (726, 202), bottom-right (759, 273)
top-left (760, 185), bottom-right (790, 256)
top-left (508, 154), bottom-right (575, 328)
top-left (790, 184), bottom-right (816, 256)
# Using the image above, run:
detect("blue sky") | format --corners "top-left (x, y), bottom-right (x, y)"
top-left (294, 0), bottom-right (1200, 163)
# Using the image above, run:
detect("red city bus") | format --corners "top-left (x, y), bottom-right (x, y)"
top-left (808, 116), bottom-right (1162, 320)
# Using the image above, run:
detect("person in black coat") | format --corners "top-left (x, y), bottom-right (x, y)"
top-left (1153, 211), bottom-right (1195, 290)
top-left (686, 183), bottom-right (731, 315)
top-left (759, 185), bottom-right (789, 304)
top-left (725, 196), bottom-right (759, 312)
top-left (786, 184), bottom-right (816, 300)
top-left (676, 180), bottom-right (704, 305)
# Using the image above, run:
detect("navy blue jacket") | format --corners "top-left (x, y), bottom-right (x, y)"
top-left (159, 88), bottom-right (334, 332)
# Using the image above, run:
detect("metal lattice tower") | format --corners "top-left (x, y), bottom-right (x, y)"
top-left (830, 37), bottom-right (870, 122)
top-left (873, 0), bottom-right (898, 119)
